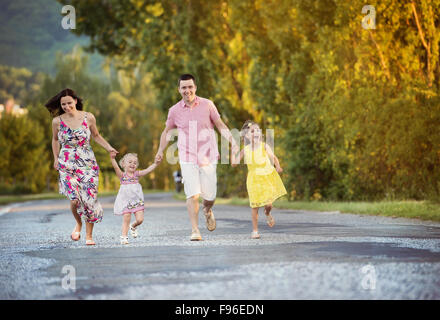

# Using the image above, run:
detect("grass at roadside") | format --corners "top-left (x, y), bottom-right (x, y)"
top-left (0, 192), bottom-right (65, 206)
top-left (173, 193), bottom-right (440, 222)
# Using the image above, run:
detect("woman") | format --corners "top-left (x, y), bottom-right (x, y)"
top-left (46, 88), bottom-right (118, 245)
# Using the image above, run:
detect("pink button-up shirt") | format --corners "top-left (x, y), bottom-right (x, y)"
top-left (166, 96), bottom-right (221, 165)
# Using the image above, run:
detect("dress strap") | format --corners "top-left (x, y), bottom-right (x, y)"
top-left (59, 115), bottom-right (64, 129)
top-left (81, 112), bottom-right (88, 129)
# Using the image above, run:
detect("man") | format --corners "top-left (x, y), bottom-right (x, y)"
top-left (155, 74), bottom-right (238, 241)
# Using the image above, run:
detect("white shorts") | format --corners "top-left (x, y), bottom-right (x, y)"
top-left (180, 162), bottom-right (217, 201)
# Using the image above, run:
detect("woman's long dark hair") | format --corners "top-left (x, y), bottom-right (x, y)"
top-left (44, 88), bottom-right (83, 117)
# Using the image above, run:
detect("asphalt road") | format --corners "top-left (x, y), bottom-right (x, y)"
top-left (0, 192), bottom-right (439, 300)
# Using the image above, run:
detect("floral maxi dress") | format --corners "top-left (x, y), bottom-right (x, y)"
top-left (57, 113), bottom-right (103, 223)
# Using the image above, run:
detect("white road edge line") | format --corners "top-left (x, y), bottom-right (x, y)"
top-left (0, 203), bottom-right (23, 217)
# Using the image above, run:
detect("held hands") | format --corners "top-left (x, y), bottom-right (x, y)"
top-left (108, 148), bottom-right (118, 159)
top-left (231, 143), bottom-right (240, 156)
top-left (155, 150), bottom-right (164, 164)
top-left (230, 144), bottom-right (240, 166)
top-left (154, 157), bottom-right (162, 165)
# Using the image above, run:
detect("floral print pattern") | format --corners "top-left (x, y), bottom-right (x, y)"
top-left (58, 113), bottom-right (103, 223)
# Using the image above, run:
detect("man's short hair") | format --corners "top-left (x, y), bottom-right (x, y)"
top-left (178, 74), bottom-right (196, 87)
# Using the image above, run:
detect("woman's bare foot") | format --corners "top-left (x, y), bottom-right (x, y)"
top-left (85, 222), bottom-right (95, 245)
top-left (71, 223), bottom-right (82, 241)
top-left (85, 239), bottom-right (96, 246)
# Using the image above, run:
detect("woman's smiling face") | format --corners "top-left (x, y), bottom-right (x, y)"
top-left (60, 95), bottom-right (77, 113)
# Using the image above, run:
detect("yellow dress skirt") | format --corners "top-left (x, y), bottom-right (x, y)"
top-left (244, 143), bottom-right (287, 208)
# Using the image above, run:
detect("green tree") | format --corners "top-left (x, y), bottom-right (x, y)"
top-left (0, 113), bottom-right (49, 193)
top-left (0, 65), bottom-right (44, 105)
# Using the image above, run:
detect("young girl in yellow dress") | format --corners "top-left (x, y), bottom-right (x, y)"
top-left (232, 120), bottom-right (287, 239)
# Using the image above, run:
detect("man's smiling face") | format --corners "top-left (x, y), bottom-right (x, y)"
top-left (178, 79), bottom-right (197, 105)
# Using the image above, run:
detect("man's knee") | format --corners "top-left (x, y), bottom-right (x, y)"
top-left (188, 194), bottom-right (200, 201)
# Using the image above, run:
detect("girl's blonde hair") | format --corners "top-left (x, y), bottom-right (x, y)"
top-left (119, 153), bottom-right (139, 169)
top-left (241, 120), bottom-right (263, 145)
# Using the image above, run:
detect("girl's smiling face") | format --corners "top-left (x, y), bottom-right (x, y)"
top-left (246, 124), bottom-right (262, 144)
top-left (123, 156), bottom-right (138, 173)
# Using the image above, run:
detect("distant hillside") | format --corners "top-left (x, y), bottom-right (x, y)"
top-left (0, 0), bottom-right (104, 75)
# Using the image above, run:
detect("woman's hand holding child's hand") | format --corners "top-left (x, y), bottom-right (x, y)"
top-left (109, 148), bottom-right (118, 159)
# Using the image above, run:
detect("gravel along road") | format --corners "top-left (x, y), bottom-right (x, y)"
top-left (1, 192), bottom-right (439, 299)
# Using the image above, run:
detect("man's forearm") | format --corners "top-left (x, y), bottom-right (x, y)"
top-left (157, 129), bottom-right (169, 154)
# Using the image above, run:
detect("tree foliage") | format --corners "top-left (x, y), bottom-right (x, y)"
top-left (2, 0), bottom-right (439, 200)
top-left (0, 112), bottom-right (49, 193)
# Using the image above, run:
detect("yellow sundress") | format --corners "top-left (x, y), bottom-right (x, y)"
top-left (244, 142), bottom-right (287, 208)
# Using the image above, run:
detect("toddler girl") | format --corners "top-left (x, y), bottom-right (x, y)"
top-left (231, 120), bottom-right (287, 239)
top-left (111, 152), bottom-right (158, 244)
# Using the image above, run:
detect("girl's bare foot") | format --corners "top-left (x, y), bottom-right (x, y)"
top-left (251, 231), bottom-right (260, 239)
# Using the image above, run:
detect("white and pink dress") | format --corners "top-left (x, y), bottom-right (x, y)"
top-left (114, 171), bottom-right (145, 215)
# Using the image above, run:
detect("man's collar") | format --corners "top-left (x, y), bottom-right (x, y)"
top-left (182, 96), bottom-right (200, 108)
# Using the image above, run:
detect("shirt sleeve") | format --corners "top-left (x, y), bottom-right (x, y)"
top-left (209, 101), bottom-right (221, 123)
top-left (165, 107), bottom-right (176, 128)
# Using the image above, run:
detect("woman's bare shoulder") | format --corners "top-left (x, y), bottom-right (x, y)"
top-left (52, 116), bottom-right (61, 125)
top-left (86, 111), bottom-right (96, 121)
